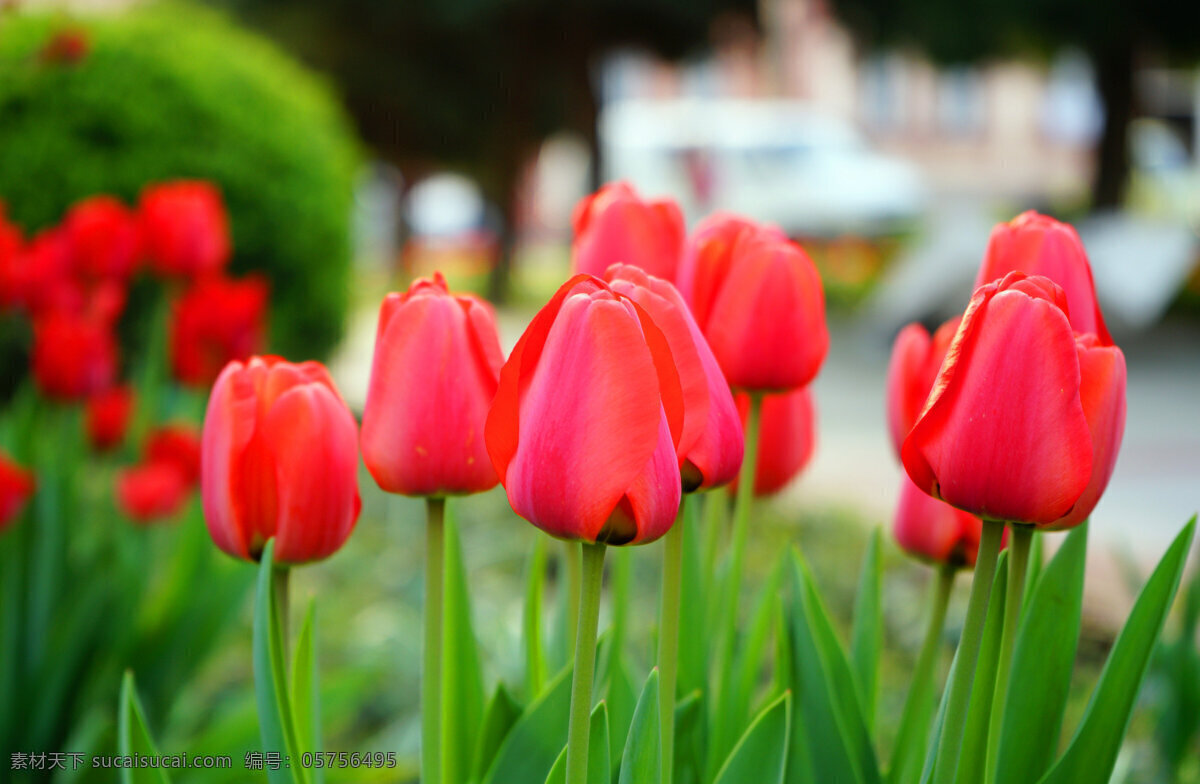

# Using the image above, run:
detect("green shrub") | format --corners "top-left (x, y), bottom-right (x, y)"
top-left (0, 2), bottom-right (361, 360)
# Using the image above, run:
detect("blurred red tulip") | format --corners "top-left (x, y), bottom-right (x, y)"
top-left (170, 275), bottom-right (268, 387)
top-left (145, 425), bottom-right (202, 485)
top-left (485, 274), bottom-right (684, 545)
top-left (675, 212), bottom-right (786, 305)
top-left (140, 181), bottom-right (231, 278)
top-left (361, 273), bottom-right (503, 497)
top-left (63, 196), bottom-right (141, 282)
top-left (902, 272), bottom-right (1126, 527)
top-left (86, 385), bottom-right (135, 452)
top-left (117, 461), bottom-right (189, 524)
top-left (38, 28), bottom-right (90, 64)
top-left (885, 318), bottom-right (960, 457)
top-left (733, 387), bottom-right (816, 496)
top-left (1, 229), bottom-right (80, 316)
top-left (571, 182), bottom-right (685, 280)
top-left (605, 263), bottom-right (743, 491)
top-left (976, 211), bottom-right (1111, 343)
top-left (0, 452), bottom-right (35, 534)
top-left (678, 216), bottom-right (828, 392)
top-left (893, 472), bottom-right (985, 567)
top-left (31, 311), bottom-right (117, 400)
top-left (202, 356), bottom-right (360, 564)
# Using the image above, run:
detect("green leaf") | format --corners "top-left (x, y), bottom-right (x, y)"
top-left (253, 540), bottom-right (304, 784)
top-left (443, 508), bottom-right (485, 784)
top-left (599, 634), bottom-right (638, 766)
top-left (850, 529), bottom-right (884, 730)
top-left (673, 690), bottom-right (706, 784)
top-left (545, 747), bottom-right (567, 784)
top-left (471, 683), bottom-right (524, 783)
top-left (1038, 517), bottom-right (1196, 784)
top-left (713, 692), bottom-right (791, 784)
top-left (483, 665), bottom-right (573, 784)
top-left (993, 525), bottom-right (1087, 784)
top-left (952, 551), bottom-right (1008, 784)
top-left (524, 536), bottom-right (549, 700)
top-left (619, 669), bottom-right (661, 784)
top-left (1022, 531), bottom-right (1045, 614)
top-left (784, 550), bottom-right (881, 784)
top-left (290, 601), bottom-right (323, 784)
top-left (118, 671), bottom-right (171, 784)
top-left (543, 702), bottom-right (610, 784)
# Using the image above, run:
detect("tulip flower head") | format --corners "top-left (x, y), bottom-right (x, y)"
top-left (485, 274), bottom-right (684, 545)
top-left (202, 356), bottom-right (361, 565)
top-left (902, 272), bottom-right (1126, 528)
top-left (894, 472), bottom-right (985, 567)
top-left (0, 452), bottom-right (35, 534)
top-left (86, 385), bottom-right (135, 452)
top-left (146, 425), bottom-right (202, 485)
top-left (361, 272), bottom-right (504, 497)
top-left (140, 181), bottom-right (232, 279)
top-left (31, 311), bottom-right (118, 400)
top-left (604, 264), bottom-right (743, 491)
top-left (678, 216), bottom-right (828, 392)
top-left (885, 318), bottom-right (960, 458)
top-left (732, 387), bottom-right (817, 496)
top-left (63, 196), bottom-right (141, 282)
top-left (117, 461), bottom-right (190, 524)
top-left (170, 275), bottom-right (268, 387)
top-left (571, 182), bottom-right (685, 280)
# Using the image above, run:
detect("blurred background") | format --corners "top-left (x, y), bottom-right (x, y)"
top-left (1, 0), bottom-right (1198, 781)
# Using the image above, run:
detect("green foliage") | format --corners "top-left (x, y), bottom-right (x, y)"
top-left (0, 3), bottom-right (360, 360)
top-left (118, 672), bottom-right (172, 784)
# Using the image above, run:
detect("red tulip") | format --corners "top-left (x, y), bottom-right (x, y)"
top-left (361, 273), bottom-right (503, 497)
top-left (902, 272), bottom-right (1126, 527)
top-left (170, 275), bottom-right (268, 387)
top-left (678, 217), bottom-right (828, 392)
top-left (605, 264), bottom-right (743, 491)
top-left (0, 207), bottom-right (22, 308)
top-left (485, 274), bottom-right (684, 545)
top-left (1, 229), bottom-right (80, 316)
top-left (117, 461), bottom-right (190, 524)
top-left (146, 425), bottom-right (202, 485)
top-left (86, 385), bottom-right (135, 452)
top-left (733, 387), bottom-right (817, 496)
top-left (976, 211), bottom-right (1111, 343)
top-left (202, 356), bottom-right (360, 564)
top-left (675, 212), bottom-right (786, 305)
top-left (893, 472), bottom-right (985, 567)
top-left (31, 311), bottom-right (117, 400)
top-left (885, 318), bottom-right (960, 457)
top-left (63, 196), bottom-right (141, 282)
top-left (140, 181), bottom-right (232, 278)
top-left (571, 182), bottom-right (685, 280)
top-left (0, 452), bottom-right (35, 534)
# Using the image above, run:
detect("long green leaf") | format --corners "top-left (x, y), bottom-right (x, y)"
top-left (673, 691), bottom-right (705, 784)
top-left (118, 671), bottom-right (171, 784)
top-left (444, 509), bottom-right (485, 784)
top-left (483, 665), bottom-right (573, 784)
top-left (524, 536), bottom-right (549, 700)
top-left (619, 669), bottom-right (661, 784)
top-left (850, 529), bottom-right (884, 731)
top-left (252, 541), bottom-right (304, 784)
top-left (471, 683), bottom-right (524, 783)
top-left (544, 702), bottom-right (610, 784)
top-left (993, 525), bottom-right (1087, 784)
top-left (952, 551), bottom-right (1008, 784)
top-left (1038, 517), bottom-right (1196, 784)
top-left (290, 602), bottom-right (322, 784)
top-left (714, 692), bottom-right (791, 784)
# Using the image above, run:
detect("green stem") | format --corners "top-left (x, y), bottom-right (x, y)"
top-left (566, 541), bottom-right (606, 784)
top-left (888, 564), bottom-right (955, 784)
top-left (272, 565), bottom-right (290, 654)
top-left (658, 502), bottom-right (687, 784)
top-left (931, 519), bottom-right (1004, 784)
top-left (422, 498), bottom-right (445, 784)
top-left (524, 536), bottom-right (548, 699)
top-left (701, 486), bottom-right (727, 587)
top-left (564, 540), bottom-right (582, 661)
top-left (984, 524), bottom-right (1033, 781)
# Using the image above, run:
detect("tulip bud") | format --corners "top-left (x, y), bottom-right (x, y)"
top-left (0, 451), bottom-right (35, 534)
top-left (885, 318), bottom-right (960, 457)
top-left (732, 387), bottom-right (817, 496)
top-left (63, 196), bottom-right (141, 282)
top-left (604, 264), bottom-right (743, 491)
top-left (117, 462), bottom-right (190, 524)
top-left (485, 274), bottom-right (684, 545)
top-left (140, 181), bottom-right (232, 278)
top-left (201, 356), bottom-right (361, 564)
top-left (86, 385), bottom-right (135, 452)
top-left (678, 215), bottom-right (828, 392)
top-left (31, 311), bottom-right (118, 400)
top-left (571, 182), bottom-right (685, 280)
top-left (893, 473), bottom-right (985, 567)
top-left (976, 211), bottom-right (1111, 343)
top-left (361, 273), bottom-right (504, 497)
top-left (170, 275), bottom-right (268, 387)
top-left (902, 272), bottom-right (1125, 527)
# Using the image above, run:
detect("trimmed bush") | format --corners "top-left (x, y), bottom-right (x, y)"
top-left (0, 3), bottom-right (361, 360)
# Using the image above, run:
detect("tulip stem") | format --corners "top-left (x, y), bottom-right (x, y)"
top-left (564, 540), bottom-right (582, 660)
top-left (930, 519), bottom-right (1004, 784)
top-left (658, 501), bottom-right (687, 784)
top-left (984, 524), bottom-right (1034, 781)
top-left (701, 486), bottom-right (727, 587)
top-left (422, 497), bottom-right (445, 784)
top-left (566, 541), bottom-right (606, 784)
top-left (888, 563), bottom-right (955, 784)
top-left (271, 565), bottom-right (290, 652)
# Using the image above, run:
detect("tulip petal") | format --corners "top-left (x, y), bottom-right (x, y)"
top-left (616, 411), bottom-right (683, 544)
top-left (202, 361), bottom-right (261, 560)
